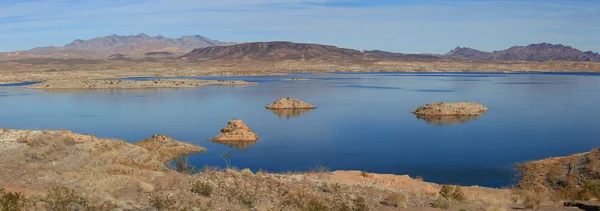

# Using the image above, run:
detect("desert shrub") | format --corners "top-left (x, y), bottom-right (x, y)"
top-left (582, 180), bottom-right (600, 198)
top-left (241, 168), bottom-right (253, 177)
top-left (352, 196), bottom-right (370, 211)
top-left (236, 190), bottom-right (257, 208)
top-left (148, 194), bottom-right (176, 210)
top-left (452, 186), bottom-right (466, 201)
top-left (44, 187), bottom-right (91, 211)
top-left (432, 197), bottom-right (450, 209)
top-left (0, 188), bottom-right (29, 211)
top-left (415, 175), bottom-right (424, 181)
top-left (361, 171), bottom-right (370, 178)
top-left (440, 185), bottom-right (466, 201)
top-left (320, 182), bottom-right (342, 193)
top-left (553, 187), bottom-right (595, 201)
top-left (191, 180), bottom-right (213, 197)
top-left (382, 192), bottom-right (408, 208)
top-left (225, 168), bottom-right (242, 177)
top-left (26, 133), bottom-right (77, 148)
top-left (523, 194), bottom-right (541, 210)
top-left (172, 156), bottom-right (196, 174)
top-left (589, 149), bottom-right (600, 174)
top-left (311, 165), bottom-right (330, 174)
top-left (1, 128), bottom-right (9, 133)
top-left (305, 197), bottom-right (329, 211)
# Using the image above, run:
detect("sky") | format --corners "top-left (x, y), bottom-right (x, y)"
top-left (0, 0), bottom-right (599, 53)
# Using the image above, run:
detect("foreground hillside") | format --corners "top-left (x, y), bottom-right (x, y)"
top-left (0, 128), bottom-right (582, 210)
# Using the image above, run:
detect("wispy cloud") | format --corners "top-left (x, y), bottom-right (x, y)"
top-left (0, 0), bottom-right (599, 53)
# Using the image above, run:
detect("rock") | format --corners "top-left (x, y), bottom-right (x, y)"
top-left (212, 120), bottom-right (258, 144)
top-left (283, 78), bottom-right (310, 81)
top-left (412, 102), bottom-right (488, 116)
top-left (265, 97), bottom-right (316, 109)
top-left (133, 134), bottom-right (206, 162)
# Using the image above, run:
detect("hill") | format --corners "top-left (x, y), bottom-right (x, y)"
top-left (182, 41), bottom-right (364, 61)
top-left (445, 43), bottom-right (600, 62)
top-left (0, 34), bottom-right (234, 60)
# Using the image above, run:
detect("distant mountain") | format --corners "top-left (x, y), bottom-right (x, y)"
top-left (363, 50), bottom-right (440, 61)
top-left (445, 47), bottom-right (492, 60)
top-left (183, 41), bottom-right (363, 61)
top-left (445, 43), bottom-right (600, 62)
top-left (1, 34), bottom-right (234, 60)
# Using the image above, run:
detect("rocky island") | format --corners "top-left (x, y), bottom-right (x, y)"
top-left (265, 97), bottom-right (316, 109)
top-left (212, 120), bottom-right (259, 145)
top-left (412, 102), bottom-right (488, 116)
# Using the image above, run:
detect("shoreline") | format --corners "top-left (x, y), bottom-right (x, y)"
top-left (0, 128), bottom-right (584, 210)
top-left (2, 60), bottom-right (600, 85)
top-left (23, 78), bottom-right (257, 89)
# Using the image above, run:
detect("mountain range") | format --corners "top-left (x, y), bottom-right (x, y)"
top-left (1, 34), bottom-right (599, 62)
top-left (0, 33), bottom-right (234, 60)
top-left (445, 43), bottom-right (600, 62)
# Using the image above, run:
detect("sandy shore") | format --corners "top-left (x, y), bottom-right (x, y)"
top-left (25, 78), bottom-right (256, 89)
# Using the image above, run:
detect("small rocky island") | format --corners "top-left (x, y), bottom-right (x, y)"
top-left (265, 97), bottom-right (316, 109)
top-left (212, 120), bottom-right (259, 147)
top-left (412, 102), bottom-right (488, 116)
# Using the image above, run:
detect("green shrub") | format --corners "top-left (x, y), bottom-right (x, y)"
top-left (0, 188), bottom-right (29, 211)
top-left (582, 180), bottom-right (600, 198)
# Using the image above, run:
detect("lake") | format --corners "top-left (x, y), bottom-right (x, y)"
top-left (1, 72), bottom-right (600, 188)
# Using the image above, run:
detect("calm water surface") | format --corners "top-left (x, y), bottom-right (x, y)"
top-left (2, 72), bottom-right (600, 187)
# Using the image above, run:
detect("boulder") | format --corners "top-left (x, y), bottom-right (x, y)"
top-left (412, 102), bottom-right (488, 116)
top-left (265, 97), bottom-right (316, 109)
top-left (212, 120), bottom-right (258, 143)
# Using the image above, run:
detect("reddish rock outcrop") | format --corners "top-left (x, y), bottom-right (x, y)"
top-left (412, 102), bottom-right (488, 116)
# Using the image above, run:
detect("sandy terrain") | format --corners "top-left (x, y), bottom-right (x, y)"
top-left (0, 128), bottom-right (581, 210)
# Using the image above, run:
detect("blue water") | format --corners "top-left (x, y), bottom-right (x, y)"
top-left (0, 82), bottom-right (40, 87)
top-left (2, 72), bottom-right (600, 188)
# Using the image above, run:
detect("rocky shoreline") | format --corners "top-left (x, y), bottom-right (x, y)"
top-left (0, 128), bottom-right (583, 210)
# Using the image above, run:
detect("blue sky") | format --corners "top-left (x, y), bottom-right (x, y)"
top-left (0, 0), bottom-right (599, 53)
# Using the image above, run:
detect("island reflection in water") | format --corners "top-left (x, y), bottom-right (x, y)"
top-left (267, 108), bottom-right (315, 119)
top-left (415, 115), bottom-right (482, 125)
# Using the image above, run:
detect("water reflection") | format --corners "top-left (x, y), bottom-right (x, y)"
top-left (415, 115), bottom-right (481, 125)
top-left (208, 139), bottom-right (257, 149)
top-left (267, 108), bottom-right (315, 119)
